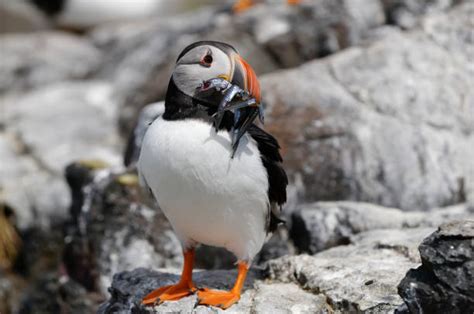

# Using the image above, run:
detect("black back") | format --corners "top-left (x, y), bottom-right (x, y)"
top-left (247, 125), bottom-right (288, 232)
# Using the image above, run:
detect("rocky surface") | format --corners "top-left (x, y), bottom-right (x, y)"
top-left (0, 0), bottom-right (50, 34)
top-left (265, 227), bottom-right (436, 313)
top-left (261, 2), bottom-right (474, 210)
top-left (18, 274), bottom-right (97, 314)
top-left (397, 220), bottom-right (474, 313)
top-left (0, 32), bottom-right (101, 94)
top-left (290, 201), bottom-right (474, 254)
top-left (382, 0), bottom-right (460, 29)
top-left (99, 224), bottom-right (434, 313)
top-left (99, 267), bottom-right (330, 313)
top-left (4, 81), bottom-right (122, 174)
top-left (0, 133), bottom-right (69, 230)
top-left (1, 81), bottom-right (122, 230)
top-left (63, 162), bottom-right (182, 294)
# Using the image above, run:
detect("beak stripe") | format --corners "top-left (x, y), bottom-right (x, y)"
top-left (238, 56), bottom-right (261, 103)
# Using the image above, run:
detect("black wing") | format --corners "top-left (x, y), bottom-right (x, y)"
top-left (248, 124), bottom-right (288, 232)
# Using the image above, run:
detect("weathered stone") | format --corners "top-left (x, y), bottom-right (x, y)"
top-left (351, 227), bottom-right (435, 263)
top-left (3, 81), bottom-right (122, 175)
top-left (397, 221), bottom-right (474, 313)
top-left (18, 273), bottom-right (97, 314)
top-left (63, 162), bottom-right (182, 294)
top-left (255, 229), bottom-right (295, 265)
top-left (251, 282), bottom-right (330, 314)
top-left (237, 0), bottom-right (385, 66)
top-left (98, 267), bottom-right (262, 313)
top-left (290, 201), bottom-right (473, 254)
top-left (0, 32), bottom-right (101, 94)
top-left (0, 0), bottom-right (50, 34)
top-left (0, 133), bottom-right (69, 230)
top-left (382, 0), bottom-right (460, 29)
top-left (266, 227), bottom-right (431, 313)
top-left (261, 3), bottom-right (474, 210)
top-left (98, 267), bottom-right (330, 313)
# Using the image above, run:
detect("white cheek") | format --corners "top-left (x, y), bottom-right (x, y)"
top-left (173, 66), bottom-right (204, 97)
top-left (173, 49), bottom-right (231, 97)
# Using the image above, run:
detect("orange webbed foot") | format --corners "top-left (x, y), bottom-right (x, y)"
top-left (142, 282), bottom-right (197, 305)
top-left (197, 288), bottom-right (241, 309)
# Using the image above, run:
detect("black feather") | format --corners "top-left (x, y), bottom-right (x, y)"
top-left (248, 125), bottom-right (288, 232)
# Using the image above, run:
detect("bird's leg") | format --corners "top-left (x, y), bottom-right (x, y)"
top-left (142, 249), bottom-right (197, 305)
top-left (197, 261), bottom-right (249, 309)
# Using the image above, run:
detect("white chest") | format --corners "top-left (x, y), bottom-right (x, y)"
top-left (137, 117), bottom-right (269, 260)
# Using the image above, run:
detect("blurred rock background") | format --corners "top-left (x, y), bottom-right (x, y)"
top-left (0, 0), bottom-right (473, 313)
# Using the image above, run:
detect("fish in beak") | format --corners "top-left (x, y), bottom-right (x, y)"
top-left (196, 53), bottom-right (264, 157)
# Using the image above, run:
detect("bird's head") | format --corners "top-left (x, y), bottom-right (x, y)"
top-left (171, 41), bottom-right (261, 106)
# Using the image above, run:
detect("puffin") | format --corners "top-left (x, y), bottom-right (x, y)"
top-left (137, 41), bottom-right (287, 309)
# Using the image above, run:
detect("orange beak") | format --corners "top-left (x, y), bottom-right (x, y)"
top-left (232, 54), bottom-right (261, 104)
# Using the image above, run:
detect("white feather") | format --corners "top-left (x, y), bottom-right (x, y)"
top-left (138, 117), bottom-right (269, 262)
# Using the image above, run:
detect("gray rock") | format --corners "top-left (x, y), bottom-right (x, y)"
top-left (98, 267), bottom-right (330, 313)
top-left (290, 201), bottom-right (473, 254)
top-left (351, 227), bottom-right (436, 263)
top-left (260, 3), bottom-right (474, 210)
top-left (266, 227), bottom-right (432, 313)
top-left (0, 133), bottom-right (69, 230)
top-left (237, 0), bottom-right (385, 66)
top-left (251, 282), bottom-right (329, 314)
top-left (382, 0), bottom-right (459, 29)
top-left (0, 0), bottom-right (50, 34)
top-left (0, 32), bottom-right (101, 94)
top-left (397, 220), bottom-right (474, 313)
top-left (18, 273), bottom-right (97, 314)
top-left (3, 81), bottom-right (122, 175)
top-left (63, 162), bottom-right (182, 294)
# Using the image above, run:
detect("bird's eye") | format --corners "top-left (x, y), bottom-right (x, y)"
top-left (201, 54), bottom-right (213, 66)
